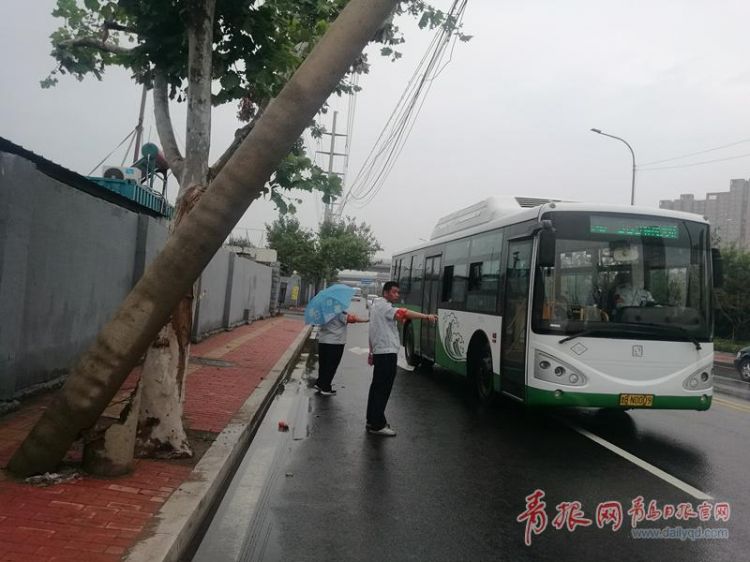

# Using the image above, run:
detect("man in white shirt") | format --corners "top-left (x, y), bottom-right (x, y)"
top-left (612, 271), bottom-right (655, 309)
top-left (367, 281), bottom-right (437, 436)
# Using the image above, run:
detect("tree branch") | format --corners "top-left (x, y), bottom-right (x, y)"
top-left (209, 121), bottom-right (255, 180)
top-left (153, 71), bottom-right (185, 180)
top-left (58, 37), bottom-right (134, 55)
top-left (181, 0), bottom-right (217, 193)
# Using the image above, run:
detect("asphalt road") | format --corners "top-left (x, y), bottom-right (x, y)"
top-left (194, 303), bottom-right (750, 561)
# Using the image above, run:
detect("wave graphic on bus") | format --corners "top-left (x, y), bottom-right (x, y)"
top-left (442, 312), bottom-right (466, 361)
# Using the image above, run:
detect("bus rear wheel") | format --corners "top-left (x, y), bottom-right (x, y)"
top-left (404, 323), bottom-right (420, 367)
top-left (469, 343), bottom-right (494, 405)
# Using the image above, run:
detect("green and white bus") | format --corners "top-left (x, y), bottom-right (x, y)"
top-left (392, 198), bottom-right (721, 410)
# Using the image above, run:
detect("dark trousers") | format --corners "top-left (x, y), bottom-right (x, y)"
top-left (366, 353), bottom-right (398, 430)
top-left (317, 343), bottom-right (345, 391)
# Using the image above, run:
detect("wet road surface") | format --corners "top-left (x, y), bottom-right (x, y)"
top-left (194, 307), bottom-right (750, 561)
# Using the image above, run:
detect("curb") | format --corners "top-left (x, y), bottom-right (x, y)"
top-left (124, 324), bottom-right (312, 562)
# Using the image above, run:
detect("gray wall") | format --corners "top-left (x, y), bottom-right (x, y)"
top-left (0, 152), bottom-right (274, 401)
top-left (192, 252), bottom-right (272, 340)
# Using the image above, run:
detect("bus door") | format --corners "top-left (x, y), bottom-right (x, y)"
top-left (500, 238), bottom-right (533, 399)
top-left (421, 254), bottom-right (442, 361)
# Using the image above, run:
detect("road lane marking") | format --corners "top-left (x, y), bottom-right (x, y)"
top-left (712, 396), bottom-right (750, 413)
top-left (562, 420), bottom-right (713, 500)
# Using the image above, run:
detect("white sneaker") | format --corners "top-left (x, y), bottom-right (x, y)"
top-left (367, 424), bottom-right (396, 437)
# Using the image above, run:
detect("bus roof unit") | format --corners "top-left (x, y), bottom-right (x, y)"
top-left (429, 196), bottom-right (562, 240)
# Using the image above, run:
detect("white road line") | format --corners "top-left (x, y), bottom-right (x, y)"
top-left (564, 421), bottom-right (713, 501)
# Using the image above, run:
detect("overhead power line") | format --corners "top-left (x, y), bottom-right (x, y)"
top-left (639, 151), bottom-right (750, 171)
top-left (338, 0), bottom-right (468, 214)
top-left (640, 137), bottom-right (750, 167)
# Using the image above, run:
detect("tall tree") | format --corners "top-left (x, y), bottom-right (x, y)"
top-left (10, 0), bottom-right (409, 477)
top-left (38, 0), bottom-right (466, 458)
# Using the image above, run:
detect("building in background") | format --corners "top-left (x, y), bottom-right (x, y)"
top-left (337, 261), bottom-right (392, 296)
top-left (659, 178), bottom-right (750, 249)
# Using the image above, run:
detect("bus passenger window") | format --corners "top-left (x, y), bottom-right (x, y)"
top-left (442, 266), bottom-right (454, 302)
top-left (469, 262), bottom-right (483, 291)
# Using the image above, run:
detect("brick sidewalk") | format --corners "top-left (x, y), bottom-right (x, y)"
top-left (0, 316), bottom-right (305, 562)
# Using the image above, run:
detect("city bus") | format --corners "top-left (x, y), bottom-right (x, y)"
top-left (391, 197), bottom-right (721, 410)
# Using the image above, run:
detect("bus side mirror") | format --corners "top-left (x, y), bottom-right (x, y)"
top-left (538, 230), bottom-right (556, 268)
top-left (711, 248), bottom-right (723, 288)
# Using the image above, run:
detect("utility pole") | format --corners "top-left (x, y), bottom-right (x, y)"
top-left (133, 83), bottom-right (148, 163)
top-left (318, 110), bottom-right (348, 222)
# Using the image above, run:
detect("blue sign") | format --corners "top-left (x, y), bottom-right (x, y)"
top-left (360, 278), bottom-right (374, 285)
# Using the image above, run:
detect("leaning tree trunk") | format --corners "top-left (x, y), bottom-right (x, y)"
top-left (8, 0), bottom-right (399, 477)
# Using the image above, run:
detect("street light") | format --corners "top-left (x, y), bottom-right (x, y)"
top-left (591, 128), bottom-right (636, 206)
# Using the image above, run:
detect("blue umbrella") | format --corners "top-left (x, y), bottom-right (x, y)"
top-left (304, 284), bottom-right (356, 325)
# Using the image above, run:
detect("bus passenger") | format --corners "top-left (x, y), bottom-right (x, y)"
top-left (612, 271), bottom-right (655, 309)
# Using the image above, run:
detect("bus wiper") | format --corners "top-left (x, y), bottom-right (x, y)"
top-left (558, 326), bottom-right (614, 344)
top-left (558, 323), bottom-right (702, 350)
top-left (620, 322), bottom-right (702, 351)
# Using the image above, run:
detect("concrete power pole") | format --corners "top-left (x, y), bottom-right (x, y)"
top-left (318, 110), bottom-right (348, 223)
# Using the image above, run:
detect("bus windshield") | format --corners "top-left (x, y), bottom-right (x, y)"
top-left (532, 212), bottom-right (712, 341)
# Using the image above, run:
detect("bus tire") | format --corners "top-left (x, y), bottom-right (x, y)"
top-left (404, 323), bottom-right (420, 367)
top-left (468, 341), bottom-right (495, 405)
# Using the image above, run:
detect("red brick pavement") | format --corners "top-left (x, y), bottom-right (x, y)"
top-left (0, 315), bottom-right (305, 561)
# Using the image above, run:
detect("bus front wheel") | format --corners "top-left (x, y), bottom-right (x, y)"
top-left (404, 323), bottom-right (420, 367)
top-left (469, 343), bottom-right (494, 405)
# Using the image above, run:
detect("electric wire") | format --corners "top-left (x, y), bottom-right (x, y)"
top-left (339, 0), bottom-right (466, 213)
top-left (639, 151), bottom-right (750, 171)
top-left (640, 137), bottom-right (750, 167)
top-left (87, 128), bottom-right (137, 175)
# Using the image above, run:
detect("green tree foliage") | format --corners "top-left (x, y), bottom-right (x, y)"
top-left (265, 216), bottom-right (318, 277)
top-left (266, 216), bottom-right (381, 282)
top-left (318, 218), bottom-right (381, 280)
top-left (715, 247), bottom-right (750, 340)
top-left (43, 0), bottom-right (467, 210)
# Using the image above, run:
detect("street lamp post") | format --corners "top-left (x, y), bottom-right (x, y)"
top-left (591, 128), bottom-right (636, 206)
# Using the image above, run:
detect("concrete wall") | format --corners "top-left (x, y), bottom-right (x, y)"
top-left (192, 252), bottom-right (273, 340)
top-left (0, 152), bottom-right (274, 401)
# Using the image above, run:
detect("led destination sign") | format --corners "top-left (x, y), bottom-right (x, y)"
top-left (589, 215), bottom-right (679, 239)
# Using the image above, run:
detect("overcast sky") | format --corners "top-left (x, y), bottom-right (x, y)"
top-left (3, 1), bottom-right (750, 260)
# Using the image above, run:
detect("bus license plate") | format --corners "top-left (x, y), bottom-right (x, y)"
top-left (619, 394), bottom-right (654, 407)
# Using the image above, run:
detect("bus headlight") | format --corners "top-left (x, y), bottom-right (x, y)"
top-left (682, 367), bottom-right (713, 391)
top-left (534, 351), bottom-right (587, 387)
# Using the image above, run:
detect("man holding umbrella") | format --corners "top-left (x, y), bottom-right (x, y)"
top-left (305, 284), bottom-right (368, 396)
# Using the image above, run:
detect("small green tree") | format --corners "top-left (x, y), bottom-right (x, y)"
top-left (318, 218), bottom-right (382, 280)
top-left (715, 247), bottom-right (750, 340)
top-left (265, 216), bottom-right (318, 277)
top-left (266, 216), bottom-right (381, 286)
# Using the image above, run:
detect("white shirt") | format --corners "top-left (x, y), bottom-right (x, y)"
top-left (318, 312), bottom-right (349, 345)
top-left (614, 284), bottom-right (654, 308)
top-left (368, 298), bottom-right (401, 354)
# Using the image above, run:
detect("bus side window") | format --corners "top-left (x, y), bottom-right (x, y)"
top-left (468, 262), bottom-right (483, 291)
top-left (442, 266), bottom-right (454, 302)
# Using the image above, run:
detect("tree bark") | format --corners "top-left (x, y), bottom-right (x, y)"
top-left (8, 0), bottom-right (400, 477)
top-left (153, 71), bottom-right (185, 180)
top-left (135, 0), bottom-right (215, 458)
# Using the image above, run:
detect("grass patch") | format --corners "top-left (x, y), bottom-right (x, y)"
top-left (714, 338), bottom-right (750, 353)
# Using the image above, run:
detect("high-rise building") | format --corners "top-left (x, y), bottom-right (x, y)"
top-left (659, 179), bottom-right (750, 249)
